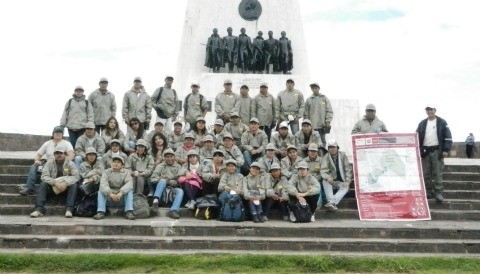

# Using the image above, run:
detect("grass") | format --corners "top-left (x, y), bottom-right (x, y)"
top-left (0, 254), bottom-right (479, 273)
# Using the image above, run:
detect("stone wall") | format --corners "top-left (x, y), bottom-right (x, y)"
top-left (0, 133), bottom-right (51, 151)
top-left (449, 142), bottom-right (479, 159)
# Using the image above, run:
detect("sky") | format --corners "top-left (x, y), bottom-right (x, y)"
top-left (0, 0), bottom-right (478, 141)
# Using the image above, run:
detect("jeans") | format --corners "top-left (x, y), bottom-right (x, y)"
top-left (97, 190), bottom-right (133, 212)
top-left (25, 165), bottom-right (39, 190)
top-left (35, 181), bottom-right (79, 212)
top-left (322, 180), bottom-right (349, 205)
top-left (68, 129), bottom-right (85, 148)
top-left (263, 197), bottom-right (288, 218)
top-left (153, 179), bottom-right (184, 211)
top-left (74, 156), bottom-right (83, 169)
top-left (421, 149), bottom-right (444, 194)
top-left (248, 200), bottom-right (263, 216)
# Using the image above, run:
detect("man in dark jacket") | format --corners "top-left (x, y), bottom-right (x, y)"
top-left (416, 104), bottom-right (452, 203)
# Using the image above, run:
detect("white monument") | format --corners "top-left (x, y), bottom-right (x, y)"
top-left (174, 0), bottom-right (359, 156)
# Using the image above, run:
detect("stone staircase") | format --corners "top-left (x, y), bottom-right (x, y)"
top-left (0, 157), bottom-right (479, 255)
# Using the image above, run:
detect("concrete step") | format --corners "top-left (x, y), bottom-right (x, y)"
top-left (0, 158), bottom-right (32, 166)
top-left (1, 234), bottom-right (479, 253)
top-left (443, 165), bottom-right (480, 173)
top-left (1, 217), bottom-right (479, 240)
top-left (443, 181), bottom-right (480, 190)
top-left (443, 172), bottom-right (480, 181)
top-left (0, 165), bottom-right (30, 175)
top-left (2, 204), bottom-right (480, 221)
top-left (4, 192), bottom-right (480, 211)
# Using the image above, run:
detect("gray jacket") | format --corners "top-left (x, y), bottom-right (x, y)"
top-left (275, 89), bottom-right (305, 120)
top-left (303, 156), bottom-right (323, 181)
top-left (272, 132), bottom-right (296, 152)
top-left (254, 93), bottom-right (276, 126)
top-left (295, 130), bottom-right (322, 157)
top-left (99, 168), bottom-right (133, 195)
top-left (280, 156), bottom-right (302, 179)
top-left (201, 162), bottom-right (226, 183)
top-left (218, 172), bottom-right (244, 193)
top-left (124, 127), bottom-right (148, 149)
top-left (101, 130), bottom-right (126, 149)
top-left (304, 94), bottom-right (333, 129)
top-left (242, 174), bottom-right (266, 200)
top-left (351, 116), bottom-right (388, 134)
top-left (320, 151), bottom-right (353, 183)
top-left (224, 122), bottom-right (249, 147)
top-left (75, 133), bottom-right (106, 158)
top-left (184, 92), bottom-right (209, 125)
top-left (219, 145), bottom-right (245, 167)
top-left (41, 159), bottom-right (80, 186)
top-left (122, 87), bottom-right (152, 122)
top-left (286, 174), bottom-right (321, 196)
top-left (102, 150), bottom-right (128, 169)
top-left (167, 132), bottom-right (185, 151)
top-left (241, 129), bottom-right (268, 152)
top-left (256, 155), bottom-right (280, 174)
top-left (60, 95), bottom-right (94, 130)
top-left (79, 160), bottom-right (105, 184)
top-left (125, 153), bottom-right (155, 178)
top-left (215, 91), bottom-right (240, 118)
top-left (88, 89), bottom-right (117, 126)
top-left (238, 96), bottom-right (255, 125)
top-left (151, 86), bottom-right (179, 118)
top-left (265, 174), bottom-right (289, 200)
top-left (151, 162), bottom-right (183, 187)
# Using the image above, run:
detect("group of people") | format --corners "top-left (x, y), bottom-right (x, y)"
top-left (19, 75), bottom-right (453, 222)
top-left (205, 27), bottom-right (293, 74)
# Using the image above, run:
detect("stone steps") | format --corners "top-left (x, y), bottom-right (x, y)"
top-left (1, 234), bottom-right (479, 253)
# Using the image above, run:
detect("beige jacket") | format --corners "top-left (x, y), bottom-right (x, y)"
top-left (60, 95), bottom-right (94, 130)
top-left (99, 168), bottom-right (133, 195)
top-left (41, 159), bottom-right (80, 186)
top-left (88, 89), bottom-right (117, 126)
top-left (122, 87), bottom-right (152, 122)
top-left (286, 173), bottom-right (321, 196)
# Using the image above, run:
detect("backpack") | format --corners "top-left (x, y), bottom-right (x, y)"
top-left (184, 93), bottom-right (205, 113)
top-left (219, 194), bottom-right (245, 222)
top-left (160, 186), bottom-right (176, 207)
top-left (75, 194), bottom-right (97, 217)
top-left (66, 98), bottom-right (89, 117)
top-left (133, 193), bottom-right (151, 219)
top-left (289, 201), bottom-right (312, 223)
top-left (195, 195), bottom-right (220, 220)
top-left (154, 87), bottom-right (178, 118)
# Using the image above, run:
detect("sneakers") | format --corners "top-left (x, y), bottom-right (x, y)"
top-left (125, 211), bottom-right (136, 220)
top-left (65, 211), bottom-right (73, 218)
top-left (260, 214), bottom-right (268, 222)
top-left (325, 201), bottom-right (338, 211)
top-left (289, 211), bottom-right (296, 222)
top-left (253, 214), bottom-right (260, 223)
top-left (185, 200), bottom-right (192, 208)
top-left (188, 200), bottom-right (196, 210)
top-left (167, 210), bottom-right (180, 219)
top-left (311, 215), bottom-right (315, 222)
top-left (152, 198), bottom-right (159, 210)
top-left (30, 210), bottom-right (43, 218)
top-left (435, 193), bottom-right (444, 203)
top-left (148, 192), bottom-right (154, 197)
top-left (19, 188), bottom-right (35, 196)
top-left (93, 212), bottom-right (105, 220)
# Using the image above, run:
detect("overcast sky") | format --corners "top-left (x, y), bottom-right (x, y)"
top-left (0, 0), bottom-right (477, 141)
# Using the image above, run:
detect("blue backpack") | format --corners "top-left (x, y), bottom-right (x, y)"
top-left (220, 194), bottom-right (245, 222)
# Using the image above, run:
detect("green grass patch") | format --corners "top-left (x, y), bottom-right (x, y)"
top-left (0, 254), bottom-right (479, 273)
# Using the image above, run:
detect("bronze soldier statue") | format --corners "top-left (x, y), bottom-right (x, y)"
top-left (237, 27), bottom-right (252, 73)
top-left (278, 31), bottom-right (293, 74)
top-left (205, 28), bottom-right (224, 72)
top-left (252, 31), bottom-right (265, 74)
top-left (264, 31), bottom-right (279, 74)
top-left (223, 27), bottom-right (238, 73)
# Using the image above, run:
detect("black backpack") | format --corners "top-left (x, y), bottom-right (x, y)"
top-left (289, 201), bottom-right (312, 223)
top-left (154, 87), bottom-right (178, 118)
top-left (160, 186), bottom-right (177, 207)
top-left (75, 194), bottom-right (97, 217)
top-left (184, 93), bottom-right (205, 113)
top-left (195, 195), bottom-right (220, 220)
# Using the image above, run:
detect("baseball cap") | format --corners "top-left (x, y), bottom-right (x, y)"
top-left (224, 79), bottom-right (232, 84)
top-left (365, 104), bottom-right (376, 111)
